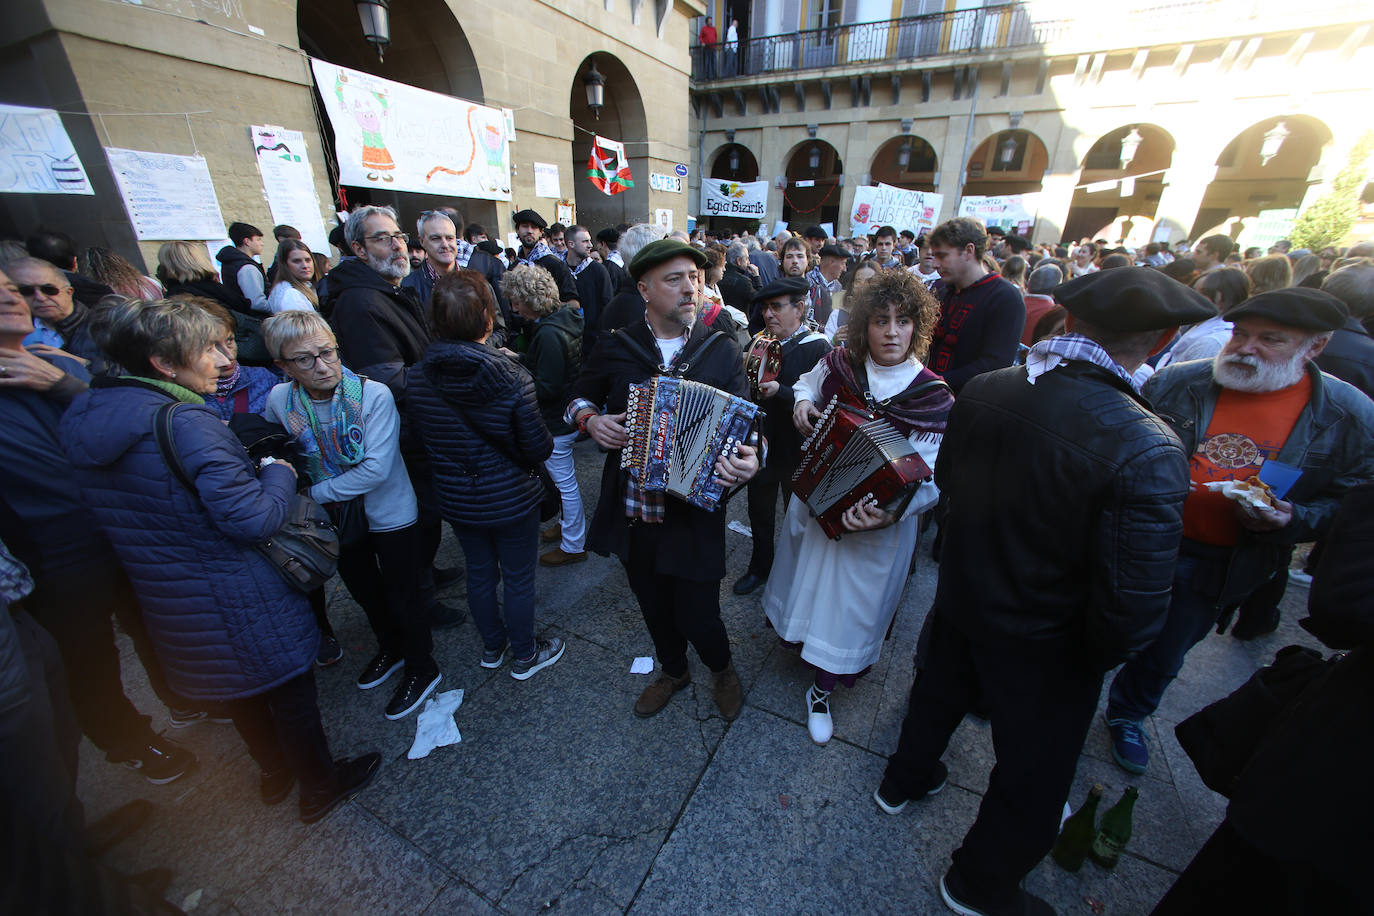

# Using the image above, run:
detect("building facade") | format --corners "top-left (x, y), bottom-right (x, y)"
top-left (690, 0), bottom-right (1374, 245)
top-left (1, 0), bottom-right (703, 270)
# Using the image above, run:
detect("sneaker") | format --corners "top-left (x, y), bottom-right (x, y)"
top-left (384, 670), bottom-right (442, 720)
top-left (510, 638), bottom-right (566, 681)
top-left (540, 524), bottom-right (562, 543)
top-left (480, 641), bottom-right (509, 669)
top-left (806, 684), bottom-right (833, 745)
top-left (940, 867), bottom-right (1053, 916)
top-left (712, 663), bottom-right (743, 721)
top-left (356, 651), bottom-right (403, 690)
top-left (299, 752), bottom-right (381, 824)
top-left (316, 634), bottom-right (343, 668)
top-left (1107, 717), bottom-right (1149, 774)
top-left (167, 707), bottom-right (208, 729)
top-left (108, 735), bottom-right (197, 785)
top-left (634, 670), bottom-right (691, 717)
top-left (539, 547), bottom-right (587, 566)
top-left (873, 760), bottom-right (948, 815)
top-left (260, 768), bottom-right (296, 806)
top-left (432, 565), bottom-right (463, 590)
top-left (430, 602), bottom-right (467, 631)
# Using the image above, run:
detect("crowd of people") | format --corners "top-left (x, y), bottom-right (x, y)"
top-left (2, 201), bottom-right (1372, 914)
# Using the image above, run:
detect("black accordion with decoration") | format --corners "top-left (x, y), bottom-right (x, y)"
top-left (620, 376), bottom-right (759, 511)
top-left (791, 393), bottom-right (932, 539)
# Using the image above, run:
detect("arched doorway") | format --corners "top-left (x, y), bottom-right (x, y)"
top-left (1063, 124), bottom-right (1175, 245)
top-left (707, 143), bottom-right (761, 235)
top-left (570, 53), bottom-right (649, 233)
top-left (961, 129), bottom-right (1047, 235)
top-left (1192, 116), bottom-right (1332, 239)
top-left (782, 140), bottom-right (842, 229)
top-left (297, 0), bottom-right (493, 233)
top-left (869, 135), bottom-right (938, 192)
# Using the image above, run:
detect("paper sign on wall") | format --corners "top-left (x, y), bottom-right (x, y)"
top-left (310, 57), bottom-right (511, 201)
top-left (105, 147), bottom-right (227, 240)
top-left (654, 209), bottom-right (674, 232)
top-left (251, 125), bottom-right (329, 253)
top-left (533, 162), bottom-right (561, 199)
top-left (0, 104), bottom-right (93, 195)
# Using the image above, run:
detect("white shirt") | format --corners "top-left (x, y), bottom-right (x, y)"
top-left (267, 282), bottom-right (315, 313)
top-left (653, 330), bottom-right (688, 366)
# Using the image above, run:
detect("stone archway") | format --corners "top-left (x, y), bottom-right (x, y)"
top-left (869, 135), bottom-right (938, 192)
top-left (709, 143), bottom-right (760, 181)
top-left (569, 53), bottom-right (649, 232)
top-left (962, 130), bottom-right (1047, 197)
top-left (782, 139), bottom-right (842, 229)
top-left (1063, 124), bottom-right (1175, 245)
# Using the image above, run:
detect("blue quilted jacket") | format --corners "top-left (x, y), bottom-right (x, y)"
top-left (58, 379), bottom-right (317, 701)
top-left (407, 339), bottom-right (553, 528)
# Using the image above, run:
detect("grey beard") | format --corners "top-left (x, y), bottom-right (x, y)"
top-left (368, 250), bottom-right (411, 282)
top-left (1212, 349), bottom-right (1308, 393)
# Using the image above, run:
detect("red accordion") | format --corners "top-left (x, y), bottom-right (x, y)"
top-left (744, 332), bottom-right (782, 402)
top-left (791, 393), bottom-right (932, 539)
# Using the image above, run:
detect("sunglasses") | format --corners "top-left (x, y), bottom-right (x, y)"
top-left (17, 283), bottom-right (66, 298)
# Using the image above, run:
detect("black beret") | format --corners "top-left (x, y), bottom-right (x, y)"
top-left (802, 225), bottom-right (827, 239)
top-left (475, 240), bottom-right (503, 257)
top-left (1225, 288), bottom-right (1349, 332)
top-left (511, 209), bottom-right (547, 229)
top-left (1053, 267), bottom-right (1217, 332)
top-left (819, 244), bottom-right (849, 260)
top-left (628, 238), bottom-right (708, 281)
top-left (753, 276), bottom-right (810, 304)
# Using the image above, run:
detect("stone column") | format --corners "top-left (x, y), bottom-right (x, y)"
top-left (1033, 171), bottom-right (1078, 245)
top-left (1152, 153), bottom-right (1218, 246)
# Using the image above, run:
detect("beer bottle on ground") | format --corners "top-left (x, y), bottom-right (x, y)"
top-left (1051, 783), bottom-right (1103, 871)
top-left (1090, 786), bottom-right (1138, 869)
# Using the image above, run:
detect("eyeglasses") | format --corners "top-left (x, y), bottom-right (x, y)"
top-left (17, 283), bottom-right (66, 298)
top-left (284, 347), bottom-right (341, 370)
top-left (364, 232), bottom-right (409, 246)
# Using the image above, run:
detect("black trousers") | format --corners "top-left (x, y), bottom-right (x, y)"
top-left (25, 557), bottom-right (179, 756)
top-left (884, 613), bottom-right (1102, 908)
top-left (745, 472), bottom-right (793, 577)
top-left (623, 524), bottom-right (731, 677)
top-left (226, 669), bottom-right (333, 791)
top-left (337, 523), bottom-right (435, 674)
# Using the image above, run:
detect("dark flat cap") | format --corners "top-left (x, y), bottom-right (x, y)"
top-left (803, 225), bottom-right (828, 239)
top-left (1226, 288), bottom-right (1349, 332)
top-left (1053, 268), bottom-right (1216, 332)
top-left (475, 239), bottom-right (503, 257)
top-left (628, 238), bottom-right (708, 281)
top-left (511, 209), bottom-right (547, 229)
top-left (753, 276), bottom-right (810, 304)
top-left (819, 243), bottom-right (849, 260)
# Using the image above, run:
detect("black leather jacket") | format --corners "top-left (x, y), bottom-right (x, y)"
top-left (934, 361), bottom-right (1190, 670)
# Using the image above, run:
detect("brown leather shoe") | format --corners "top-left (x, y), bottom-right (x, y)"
top-left (712, 663), bottom-right (743, 721)
top-left (634, 670), bottom-right (691, 718)
top-left (540, 547), bottom-right (587, 566)
top-left (540, 524), bottom-right (561, 543)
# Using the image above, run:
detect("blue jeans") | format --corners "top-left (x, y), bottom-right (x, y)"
top-left (1107, 553), bottom-right (1226, 722)
top-left (452, 507), bottom-right (540, 660)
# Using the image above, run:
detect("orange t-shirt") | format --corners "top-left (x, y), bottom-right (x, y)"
top-left (1182, 374), bottom-right (1311, 546)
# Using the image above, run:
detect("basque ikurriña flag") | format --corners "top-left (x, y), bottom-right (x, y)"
top-left (586, 134), bottom-right (633, 196)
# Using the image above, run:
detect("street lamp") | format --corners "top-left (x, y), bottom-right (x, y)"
top-left (809, 145), bottom-right (821, 171)
top-left (1260, 120), bottom-right (1290, 167)
top-left (998, 132), bottom-right (1018, 166)
top-left (897, 140), bottom-right (911, 169)
top-left (728, 149), bottom-right (740, 171)
top-left (353, 0), bottom-right (391, 62)
top-left (1119, 127), bottom-right (1143, 170)
top-left (583, 61), bottom-right (606, 120)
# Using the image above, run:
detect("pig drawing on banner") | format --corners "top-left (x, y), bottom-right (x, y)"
top-left (335, 71), bottom-right (394, 182)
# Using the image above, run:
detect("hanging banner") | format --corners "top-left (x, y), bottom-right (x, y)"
top-left (849, 183), bottom-right (943, 237)
top-left (957, 193), bottom-right (1042, 235)
top-left (0, 104), bottom-right (93, 195)
top-left (104, 147), bottom-right (226, 240)
top-left (310, 58), bottom-right (511, 200)
top-left (700, 179), bottom-right (768, 218)
top-left (1235, 208), bottom-right (1298, 253)
top-left (586, 135), bottom-right (633, 196)
top-left (251, 125), bottom-right (329, 254)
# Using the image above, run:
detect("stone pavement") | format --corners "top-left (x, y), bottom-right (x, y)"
top-left (81, 439), bottom-right (1324, 915)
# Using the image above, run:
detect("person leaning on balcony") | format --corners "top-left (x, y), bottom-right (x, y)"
top-left (699, 17), bottom-right (718, 78)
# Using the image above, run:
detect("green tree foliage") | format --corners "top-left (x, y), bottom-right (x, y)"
top-left (1291, 131), bottom-right (1374, 250)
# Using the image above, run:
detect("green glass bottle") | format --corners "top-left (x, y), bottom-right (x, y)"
top-left (1052, 783), bottom-right (1104, 871)
top-left (1090, 786), bottom-right (1139, 869)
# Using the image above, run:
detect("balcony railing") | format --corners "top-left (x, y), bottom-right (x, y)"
top-left (692, 5), bottom-right (1062, 81)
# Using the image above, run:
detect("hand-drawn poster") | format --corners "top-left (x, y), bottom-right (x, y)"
top-left (310, 58), bottom-right (511, 200)
top-left (104, 147), bottom-right (227, 240)
top-left (700, 179), bottom-right (768, 218)
top-left (0, 104), bottom-right (94, 195)
top-left (251, 125), bottom-right (330, 253)
top-left (849, 184), bottom-right (943, 237)
top-left (957, 193), bottom-right (1041, 235)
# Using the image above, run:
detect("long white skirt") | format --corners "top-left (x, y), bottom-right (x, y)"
top-left (761, 498), bottom-right (920, 675)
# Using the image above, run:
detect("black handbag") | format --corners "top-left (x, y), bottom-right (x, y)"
top-left (154, 402), bottom-right (340, 592)
top-left (438, 391), bottom-right (561, 522)
top-left (232, 310), bottom-right (273, 366)
top-left (326, 497), bottom-right (369, 549)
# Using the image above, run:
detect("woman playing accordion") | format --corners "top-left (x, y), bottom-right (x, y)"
top-left (761, 270), bottom-right (954, 745)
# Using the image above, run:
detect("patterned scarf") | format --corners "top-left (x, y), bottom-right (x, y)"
top-left (215, 362), bottom-right (242, 398)
top-left (283, 367), bottom-right (365, 481)
top-left (519, 239), bottom-right (556, 267)
top-left (454, 239), bottom-right (474, 269)
top-left (1025, 333), bottom-right (1137, 391)
top-left (565, 252), bottom-right (593, 278)
top-left (815, 348), bottom-right (952, 441)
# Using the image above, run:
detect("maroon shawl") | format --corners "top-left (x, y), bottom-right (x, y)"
top-left (815, 347), bottom-right (953, 441)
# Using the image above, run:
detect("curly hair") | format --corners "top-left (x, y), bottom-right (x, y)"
top-left (843, 268), bottom-right (939, 365)
top-left (501, 263), bottom-right (561, 318)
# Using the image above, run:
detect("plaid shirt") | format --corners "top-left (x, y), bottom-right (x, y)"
top-left (1025, 333), bottom-right (1137, 391)
top-left (0, 539), bottom-right (34, 605)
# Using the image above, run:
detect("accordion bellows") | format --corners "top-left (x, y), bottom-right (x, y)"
top-left (621, 377), bottom-right (759, 511)
top-left (792, 394), bottom-right (932, 539)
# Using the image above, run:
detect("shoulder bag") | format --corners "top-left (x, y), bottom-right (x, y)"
top-left (437, 390), bottom-right (561, 522)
